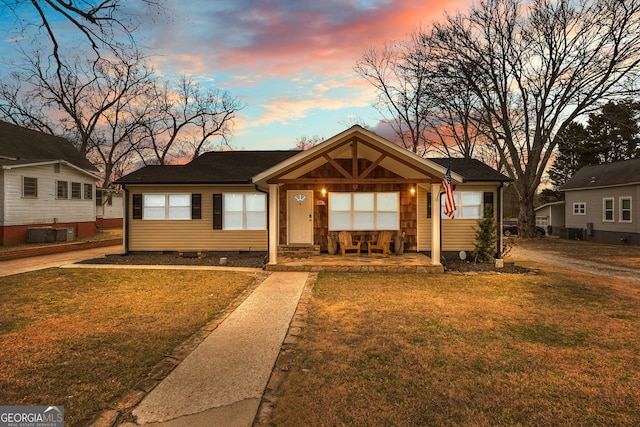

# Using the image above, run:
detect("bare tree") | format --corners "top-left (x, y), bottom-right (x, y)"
top-left (355, 31), bottom-right (435, 155)
top-left (427, 0), bottom-right (640, 237)
top-left (142, 76), bottom-right (246, 165)
top-left (0, 0), bottom-right (164, 70)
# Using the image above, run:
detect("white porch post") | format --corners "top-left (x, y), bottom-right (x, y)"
top-left (268, 184), bottom-right (279, 265)
top-left (431, 182), bottom-right (442, 266)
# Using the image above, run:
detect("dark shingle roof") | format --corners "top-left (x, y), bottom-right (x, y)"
top-left (116, 150), bottom-right (301, 184)
top-left (430, 158), bottom-right (511, 182)
top-left (560, 158), bottom-right (640, 190)
top-left (0, 120), bottom-right (97, 171)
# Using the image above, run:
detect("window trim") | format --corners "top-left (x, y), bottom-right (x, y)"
top-left (620, 197), bottom-right (632, 223)
top-left (56, 180), bottom-right (69, 199)
top-left (22, 176), bottom-right (38, 198)
top-left (573, 202), bottom-right (586, 215)
top-left (222, 193), bottom-right (267, 230)
top-left (142, 193), bottom-right (192, 220)
top-left (83, 183), bottom-right (93, 200)
top-left (328, 192), bottom-right (400, 231)
top-left (603, 197), bottom-right (614, 222)
top-left (71, 182), bottom-right (82, 199)
top-left (440, 191), bottom-right (484, 220)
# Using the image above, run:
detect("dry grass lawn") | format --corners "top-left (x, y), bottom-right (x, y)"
top-left (0, 268), bottom-right (256, 426)
top-left (272, 268), bottom-right (640, 426)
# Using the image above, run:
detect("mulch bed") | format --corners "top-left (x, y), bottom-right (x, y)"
top-left (80, 251), bottom-right (268, 268)
top-left (81, 250), bottom-right (530, 273)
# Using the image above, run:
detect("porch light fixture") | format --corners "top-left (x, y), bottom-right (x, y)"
top-left (410, 186), bottom-right (416, 196)
top-left (321, 187), bottom-right (327, 197)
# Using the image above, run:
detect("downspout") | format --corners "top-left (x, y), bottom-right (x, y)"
top-left (497, 182), bottom-right (504, 258)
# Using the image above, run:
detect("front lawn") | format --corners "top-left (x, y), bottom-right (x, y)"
top-left (0, 268), bottom-right (257, 426)
top-left (272, 269), bottom-right (640, 426)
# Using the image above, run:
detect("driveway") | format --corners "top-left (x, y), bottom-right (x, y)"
top-left (508, 243), bottom-right (640, 282)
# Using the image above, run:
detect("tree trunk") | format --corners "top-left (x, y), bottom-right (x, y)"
top-left (516, 186), bottom-right (537, 239)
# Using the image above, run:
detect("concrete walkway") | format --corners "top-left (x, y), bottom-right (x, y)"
top-left (120, 271), bottom-right (309, 427)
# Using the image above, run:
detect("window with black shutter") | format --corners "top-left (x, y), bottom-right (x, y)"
top-left (213, 194), bottom-right (223, 229)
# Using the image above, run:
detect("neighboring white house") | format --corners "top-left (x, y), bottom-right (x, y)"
top-left (560, 158), bottom-right (639, 245)
top-left (96, 188), bottom-right (124, 229)
top-left (535, 201), bottom-right (565, 236)
top-left (0, 121), bottom-right (101, 245)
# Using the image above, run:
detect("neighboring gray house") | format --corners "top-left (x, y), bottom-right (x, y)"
top-left (560, 158), bottom-right (640, 245)
top-left (535, 201), bottom-right (565, 236)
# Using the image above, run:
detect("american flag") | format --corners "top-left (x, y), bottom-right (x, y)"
top-left (442, 167), bottom-right (456, 219)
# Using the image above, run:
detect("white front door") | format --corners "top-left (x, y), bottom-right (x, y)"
top-left (288, 190), bottom-right (314, 244)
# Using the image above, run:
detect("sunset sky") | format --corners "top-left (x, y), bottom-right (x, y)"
top-left (0, 0), bottom-right (469, 151)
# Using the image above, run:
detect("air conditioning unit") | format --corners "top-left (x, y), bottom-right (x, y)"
top-left (52, 227), bottom-right (75, 242)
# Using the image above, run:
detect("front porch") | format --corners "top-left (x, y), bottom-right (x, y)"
top-left (266, 251), bottom-right (444, 273)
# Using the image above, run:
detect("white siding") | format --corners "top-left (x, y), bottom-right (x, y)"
top-left (97, 191), bottom-right (124, 219)
top-left (565, 185), bottom-right (639, 234)
top-left (2, 164), bottom-right (96, 226)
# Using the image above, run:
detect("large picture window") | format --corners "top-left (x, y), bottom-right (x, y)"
top-left (329, 192), bottom-right (399, 231)
top-left (223, 193), bottom-right (266, 230)
top-left (143, 194), bottom-right (191, 220)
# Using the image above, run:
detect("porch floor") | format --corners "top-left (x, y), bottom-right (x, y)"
top-left (266, 252), bottom-right (444, 273)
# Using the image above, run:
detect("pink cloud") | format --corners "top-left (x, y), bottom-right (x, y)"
top-left (150, 0), bottom-right (467, 78)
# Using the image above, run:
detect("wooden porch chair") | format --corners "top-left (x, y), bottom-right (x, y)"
top-left (368, 230), bottom-right (393, 257)
top-left (338, 231), bottom-right (361, 256)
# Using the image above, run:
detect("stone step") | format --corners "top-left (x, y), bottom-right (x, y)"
top-left (277, 245), bottom-right (320, 258)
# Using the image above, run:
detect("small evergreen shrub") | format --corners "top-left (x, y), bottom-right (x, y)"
top-left (472, 205), bottom-right (498, 263)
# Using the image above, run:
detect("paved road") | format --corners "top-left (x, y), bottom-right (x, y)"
top-left (508, 245), bottom-right (640, 282)
top-left (0, 246), bottom-right (121, 277)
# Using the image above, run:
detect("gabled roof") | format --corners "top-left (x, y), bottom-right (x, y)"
top-left (429, 158), bottom-right (512, 183)
top-left (116, 150), bottom-right (300, 184)
top-left (117, 126), bottom-right (510, 185)
top-left (560, 158), bottom-right (640, 191)
top-left (0, 120), bottom-right (97, 172)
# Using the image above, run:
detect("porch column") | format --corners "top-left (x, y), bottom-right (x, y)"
top-left (268, 184), bottom-right (279, 265)
top-left (431, 182), bottom-right (442, 266)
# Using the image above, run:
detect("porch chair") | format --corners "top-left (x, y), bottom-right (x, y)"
top-left (368, 230), bottom-right (393, 257)
top-left (338, 231), bottom-right (361, 256)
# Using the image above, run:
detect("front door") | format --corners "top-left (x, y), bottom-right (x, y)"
top-left (288, 190), bottom-right (314, 244)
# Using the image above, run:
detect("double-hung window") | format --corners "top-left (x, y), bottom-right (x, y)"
top-left (440, 191), bottom-right (483, 219)
top-left (603, 198), bottom-right (614, 222)
top-left (22, 177), bottom-right (38, 198)
top-left (84, 184), bottom-right (93, 200)
top-left (573, 203), bottom-right (586, 215)
top-left (328, 192), bottom-right (399, 231)
top-left (223, 193), bottom-right (266, 230)
top-left (71, 182), bottom-right (82, 199)
top-left (57, 180), bottom-right (68, 199)
top-left (143, 194), bottom-right (191, 220)
top-left (620, 197), bottom-right (632, 222)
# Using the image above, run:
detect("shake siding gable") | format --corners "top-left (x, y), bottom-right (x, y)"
top-left (126, 185), bottom-right (268, 251)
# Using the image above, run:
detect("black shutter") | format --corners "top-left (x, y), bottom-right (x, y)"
top-left (191, 194), bottom-right (202, 219)
top-left (427, 192), bottom-right (432, 219)
top-left (213, 194), bottom-right (223, 229)
top-left (483, 192), bottom-right (494, 217)
top-left (132, 194), bottom-right (142, 219)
